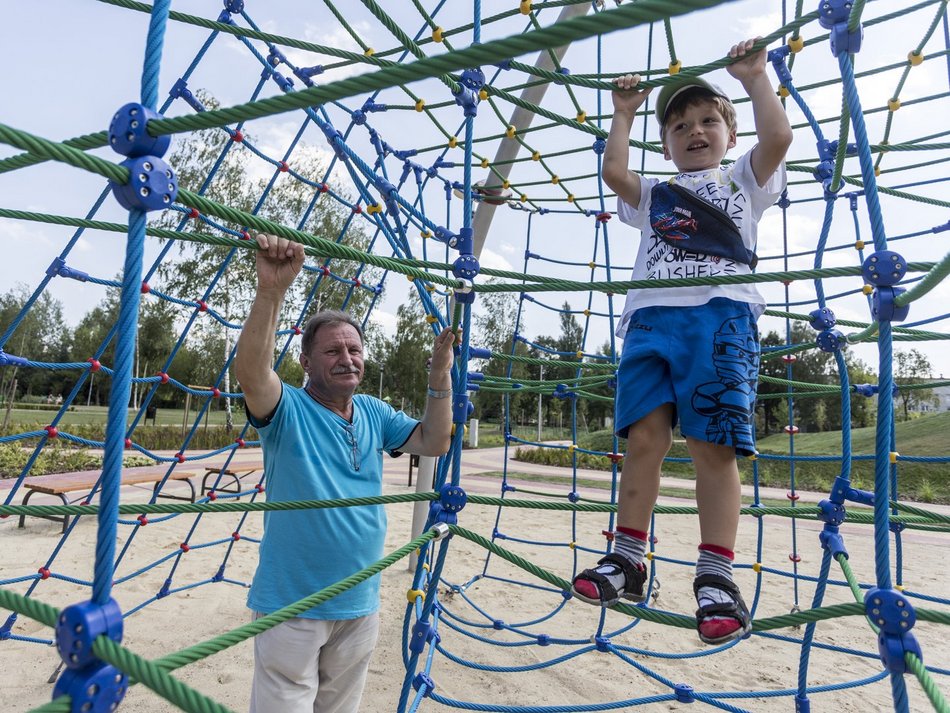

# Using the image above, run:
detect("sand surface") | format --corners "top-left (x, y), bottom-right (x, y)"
top-left (1, 450), bottom-right (948, 712)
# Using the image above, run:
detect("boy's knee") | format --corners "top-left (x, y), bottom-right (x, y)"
top-left (626, 422), bottom-right (672, 458)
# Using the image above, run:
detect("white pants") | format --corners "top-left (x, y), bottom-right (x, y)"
top-left (250, 612), bottom-right (380, 713)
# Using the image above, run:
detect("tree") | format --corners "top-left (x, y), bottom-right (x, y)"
top-left (0, 285), bottom-right (71, 405)
top-left (371, 301), bottom-right (433, 418)
top-left (470, 287), bottom-right (530, 423)
top-left (147, 91), bottom-right (379, 424)
top-left (894, 348), bottom-right (937, 420)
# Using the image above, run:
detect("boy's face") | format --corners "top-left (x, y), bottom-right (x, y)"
top-left (662, 99), bottom-right (736, 173)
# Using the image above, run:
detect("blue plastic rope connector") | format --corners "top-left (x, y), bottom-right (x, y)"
top-left (409, 620), bottom-right (436, 654)
top-left (412, 673), bottom-right (436, 696)
top-left (830, 19), bottom-right (863, 55)
top-left (440, 484), bottom-right (467, 513)
top-left (298, 65), bottom-right (324, 78)
top-left (567, 491), bottom-right (579, 503)
top-left (537, 634), bottom-right (551, 646)
top-left (453, 254), bottom-right (480, 280)
top-left (795, 694), bottom-right (811, 713)
top-left (428, 501), bottom-right (456, 527)
top-left (0, 350), bottom-right (28, 368)
top-left (594, 635), bottom-right (610, 652)
top-left (108, 103), bottom-right (171, 159)
top-left (216, 9), bottom-right (236, 24)
top-left (46, 257), bottom-right (89, 282)
top-left (223, 0), bottom-right (244, 13)
top-left (818, 1), bottom-right (857, 29)
top-left (351, 109), bottom-right (367, 126)
top-left (592, 138), bottom-right (606, 154)
top-left (265, 68), bottom-right (294, 92)
top-left (452, 394), bottom-right (470, 424)
top-left (433, 226), bottom-right (454, 245)
top-left (55, 598), bottom-right (123, 670)
top-left (853, 383), bottom-right (878, 397)
top-left (862, 251), bottom-right (906, 286)
top-left (830, 475), bottom-right (874, 506)
top-left (467, 372), bottom-right (485, 382)
top-left (453, 86), bottom-right (479, 117)
top-left (816, 328), bottom-right (845, 353)
top-left (169, 78), bottom-right (207, 113)
top-left (267, 47), bottom-right (288, 67)
top-left (362, 98), bottom-right (387, 113)
top-left (110, 155), bottom-right (178, 212)
top-left (494, 59), bottom-right (512, 70)
top-left (829, 140), bottom-right (859, 156)
top-left (673, 683), bottom-right (695, 703)
top-left (872, 286), bottom-right (909, 322)
top-left (53, 662), bottom-right (128, 713)
top-left (808, 307), bottom-right (836, 330)
top-left (372, 177), bottom-right (399, 215)
top-left (768, 46), bottom-right (793, 85)
top-left (865, 588), bottom-right (922, 673)
top-left (468, 346), bottom-right (491, 359)
top-left (889, 520), bottom-right (906, 535)
top-left (467, 383), bottom-right (480, 392)
top-left (320, 122), bottom-right (347, 160)
top-left (819, 524), bottom-right (848, 558)
top-left (817, 499), bottom-right (846, 525)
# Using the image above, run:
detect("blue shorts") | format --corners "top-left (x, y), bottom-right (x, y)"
top-left (616, 298), bottom-right (760, 456)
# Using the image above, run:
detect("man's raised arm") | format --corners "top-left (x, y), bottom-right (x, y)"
top-left (401, 327), bottom-right (457, 457)
top-left (234, 233), bottom-right (305, 421)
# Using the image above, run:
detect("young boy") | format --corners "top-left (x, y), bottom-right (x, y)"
top-left (572, 39), bottom-right (792, 645)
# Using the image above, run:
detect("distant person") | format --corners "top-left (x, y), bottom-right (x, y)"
top-left (571, 39), bottom-right (792, 645)
top-left (234, 232), bottom-right (456, 713)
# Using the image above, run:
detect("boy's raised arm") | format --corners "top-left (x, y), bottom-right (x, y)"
top-left (602, 74), bottom-right (652, 208)
top-left (727, 38), bottom-right (793, 187)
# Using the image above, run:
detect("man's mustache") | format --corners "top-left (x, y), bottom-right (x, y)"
top-left (331, 367), bottom-right (360, 375)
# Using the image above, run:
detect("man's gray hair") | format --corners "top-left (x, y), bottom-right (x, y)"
top-left (301, 310), bottom-right (364, 354)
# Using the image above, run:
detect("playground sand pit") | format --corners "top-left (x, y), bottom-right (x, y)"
top-left (2, 478), bottom-right (948, 712)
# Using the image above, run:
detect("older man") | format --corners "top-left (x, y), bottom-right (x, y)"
top-left (234, 233), bottom-right (455, 713)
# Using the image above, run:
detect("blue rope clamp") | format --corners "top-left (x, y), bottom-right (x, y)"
top-left (808, 307), bottom-right (836, 330)
top-left (53, 597), bottom-right (128, 711)
top-left (816, 328), bottom-right (846, 352)
top-left (818, 0), bottom-right (863, 55)
top-left (108, 102), bottom-right (170, 158)
top-left (46, 257), bottom-right (88, 282)
top-left (110, 155), bottom-right (178, 212)
top-left (454, 68), bottom-right (484, 118)
top-left (865, 588), bottom-right (922, 673)
top-left (409, 619), bottom-right (440, 654)
top-left (412, 672), bottom-right (436, 697)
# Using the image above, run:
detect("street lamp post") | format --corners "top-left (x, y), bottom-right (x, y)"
top-left (378, 364), bottom-right (385, 400)
top-left (537, 361), bottom-right (544, 442)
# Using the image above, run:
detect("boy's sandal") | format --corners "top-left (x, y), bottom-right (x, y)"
top-left (692, 574), bottom-right (752, 645)
top-left (571, 553), bottom-right (647, 607)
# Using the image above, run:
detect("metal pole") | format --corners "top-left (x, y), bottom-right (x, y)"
top-left (469, 2), bottom-right (591, 260)
top-left (378, 364), bottom-right (384, 400)
top-left (408, 455), bottom-right (436, 571)
top-left (537, 362), bottom-right (544, 442)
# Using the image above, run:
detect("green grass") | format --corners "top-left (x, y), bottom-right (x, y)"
top-left (513, 411), bottom-right (950, 503)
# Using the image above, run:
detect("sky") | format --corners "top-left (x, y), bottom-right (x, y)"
top-left (1, 0), bottom-right (948, 379)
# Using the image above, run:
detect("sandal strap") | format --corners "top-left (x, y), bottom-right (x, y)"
top-left (575, 566), bottom-right (620, 604)
top-left (598, 552), bottom-right (641, 589)
top-left (693, 574), bottom-right (750, 626)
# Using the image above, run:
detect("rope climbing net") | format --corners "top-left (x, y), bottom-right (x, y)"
top-left (0, 1), bottom-right (949, 712)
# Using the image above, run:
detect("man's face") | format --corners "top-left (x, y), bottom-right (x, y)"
top-left (662, 100), bottom-right (736, 173)
top-left (299, 323), bottom-right (364, 398)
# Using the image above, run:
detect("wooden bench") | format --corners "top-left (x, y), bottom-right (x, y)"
top-left (18, 469), bottom-right (197, 533)
top-left (201, 466), bottom-right (261, 499)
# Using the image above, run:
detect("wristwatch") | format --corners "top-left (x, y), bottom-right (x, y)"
top-left (427, 387), bottom-right (451, 399)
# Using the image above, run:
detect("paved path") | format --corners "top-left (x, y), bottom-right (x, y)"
top-left (5, 444), bottom-right (948, 519)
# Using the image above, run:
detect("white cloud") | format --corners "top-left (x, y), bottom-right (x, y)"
top-left (368, 308), bottom-right (397, 336)
top-left (479, 247), bottom-right (514, 272)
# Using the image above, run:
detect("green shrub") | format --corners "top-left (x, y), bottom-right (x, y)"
top-left (0, 443), bottom-right (152, 479)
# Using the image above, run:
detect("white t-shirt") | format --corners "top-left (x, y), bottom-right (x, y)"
top-left (615, 151), bottom-right (786, 338)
